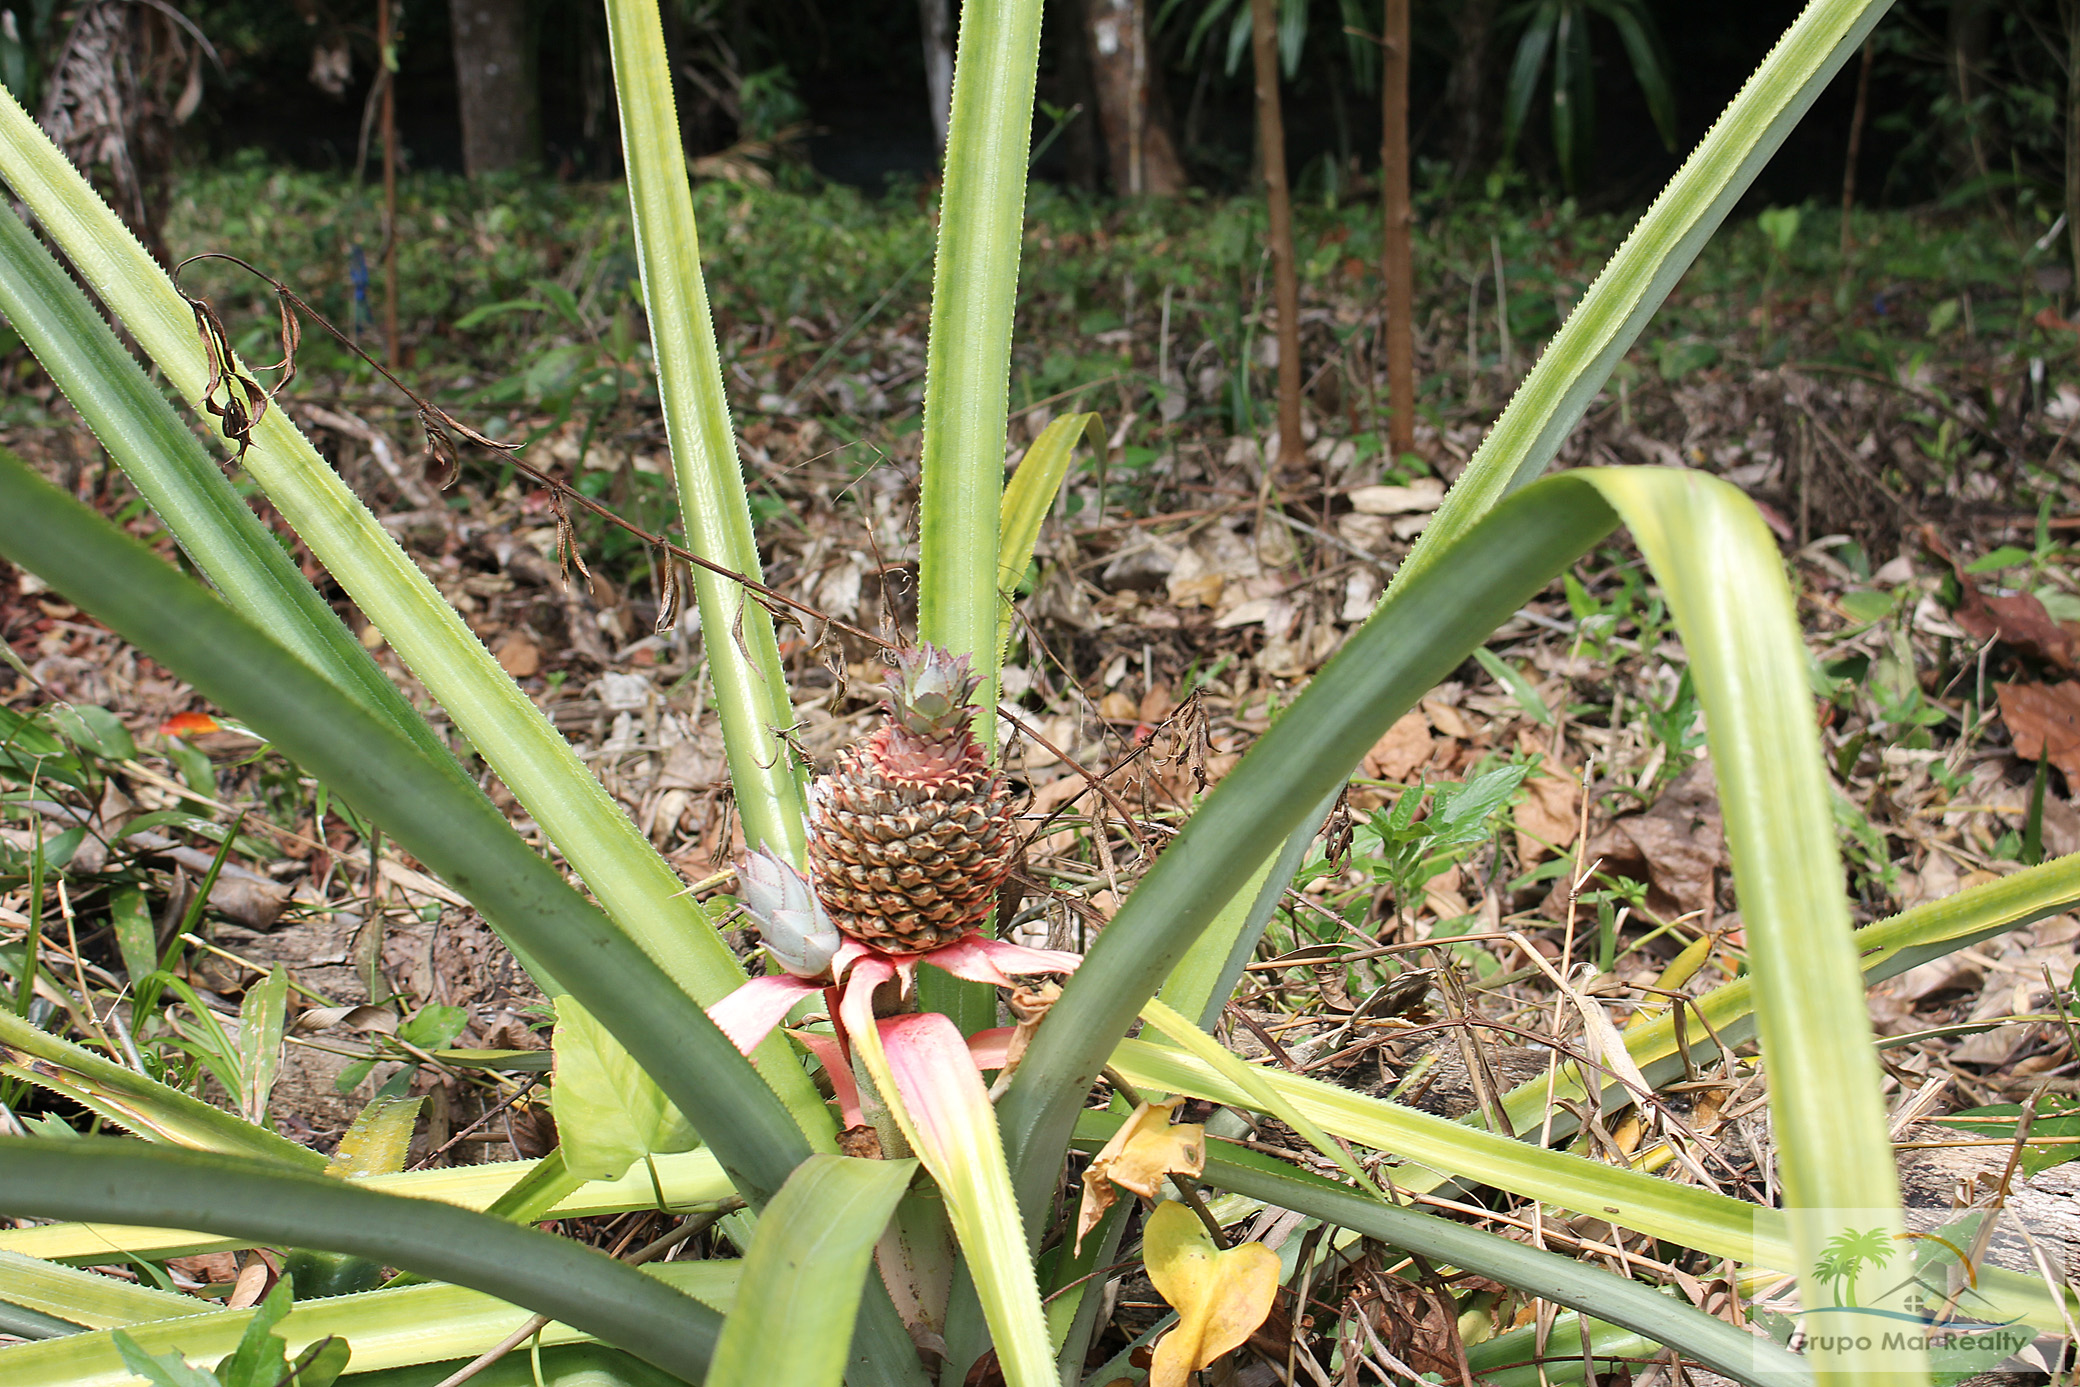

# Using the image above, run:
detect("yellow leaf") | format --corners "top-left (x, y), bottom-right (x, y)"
top-left (1143, 1201), bottom-right (1281, 1387)
top-left (1073, 1098), bottom-right (1205, 1253)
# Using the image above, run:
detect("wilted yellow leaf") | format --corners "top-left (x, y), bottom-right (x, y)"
top-left (1074, 1098), bottom-right (1205, 1252)
top-left (1143, 1201), bottom-right (1281, 1387)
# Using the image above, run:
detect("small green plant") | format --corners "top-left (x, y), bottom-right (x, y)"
top-left (1639, 665), bottom-right (1706, 789)
top-left (113, 1279), bottom-right (347, 1387)
top-left (331, 1003), bottom-right (471, 1099)
top-left (1361, 762), bottom-right (1532, 920)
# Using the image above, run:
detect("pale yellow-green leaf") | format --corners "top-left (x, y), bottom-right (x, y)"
top-left (325, 1096), bottom-right (424, 1178)
top-left (235, 963), bottom-right (288, 1128)
top-left (0, 1260), bottom-right (741, 1385)
top-left (997, 411), bottom-right (1099, 658)
top-left (551, 994), bottom-right (698, 1182)
top-left (1138, 996), bottom-right (1376, 1195)
top-left (0, 1009), bottom-right (317, 1168)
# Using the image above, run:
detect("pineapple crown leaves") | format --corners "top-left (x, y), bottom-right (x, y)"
top-left (883, 643), bottom-right (983, 736)
top-left (734, 846), bottom-right (841, 979)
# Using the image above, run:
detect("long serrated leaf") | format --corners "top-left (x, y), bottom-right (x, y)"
top-left (600, 0), bottom-right (808, 863)
top-left (0, 1008), bottom-right (318, 1168)
top-left (0, 1249), bottom-right (206, 1331)
top-left (706, 1155), bottom-right (915, 1387)
top-left (0, 1148), bottom-right (731, 1264)
top-left (1108, 1034), bottom-right (1766, 1261)
top-left (0, 1139), bottom-right (720, 1383)
top-left (1137, 996), bottom-right (1375, 1194)
top-left (0, 200), bottom-right (464, 780)
top-left (918, 0), bottom-right (1047, 748)
top-left (1174, 1128), bottom-right (1813, 1387)
top-left (0, 1260), bottom-right (741, 1386)
top-left (0, 92), bottom-right (810, 1105)
top-left (0, 451), bottom-right (817, 1207)
top-left (1397, 0), bottom-right (1893, 585)
top-left (1595, 468), bottom-right (1913, 1380)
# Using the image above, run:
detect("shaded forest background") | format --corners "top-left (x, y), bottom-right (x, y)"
top-left (2, 1), bottom-right (2072, 224)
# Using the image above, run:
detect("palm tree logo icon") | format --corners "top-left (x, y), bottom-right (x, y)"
top-left (1814, 1227), bottom-right (1897, 1309)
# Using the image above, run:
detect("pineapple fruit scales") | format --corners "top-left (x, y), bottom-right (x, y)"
top-left (808, 645), bottom-right (1018, 955)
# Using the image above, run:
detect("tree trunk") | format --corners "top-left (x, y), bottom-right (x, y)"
top-left (449, 0), bottom-right (537, 176)
top-left (1840, 37), bottom-right (1873, 266)
top-left (1381, 0), bottom-right (1414, 461)
top-left (1947, 0), bottom-right (1994, 188)
top-left (379, 0), bottom-right (399, 368)
top-left (1442, 0), bottom-right (1495, 179)
top-left (1248, 0), bottom-right (1303, 471)
top-left (2068, 0), bottom-right (2080, 279)
top-left (920, 0), bottom-right (953, 155)
top-left (1084, 0), bottom-right (1185, 195)
top-left (1049, 0), bottom-right (1103, 191)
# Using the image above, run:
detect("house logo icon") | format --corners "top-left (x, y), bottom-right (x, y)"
top-left (1786, 1220), bottom-right (2051, 1374)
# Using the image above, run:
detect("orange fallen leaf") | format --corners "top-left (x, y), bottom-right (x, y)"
top-left (2035, 305), bottom-right (2080, 337)
top-left (495, 632), bottom-right (540, 678)
top-left (1363, 709), bottom-right (1433, 782)
top-left (1074, 1098), bottom-right (1204, 1253)
top-left (1996, 681), bottom-right (2080, 783)
top-left (159, 711), bottom-right (222, 737)
top-left (1513, 758), bottom-right (1582, 864)
top-left (1144, 1200), bottom-right (1282, 1387)
top-left (1925, 527), bottom-right (2076, 668)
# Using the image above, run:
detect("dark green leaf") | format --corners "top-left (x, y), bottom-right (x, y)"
top-left (113, 1331), bottom-right (220, 1387)
top-left (1949, 1102), bottom-right (2080, 1176)
top-left (46, 704), bottom-right (135, 761)
top-left (212, 1277), bottom-right (294, 1387)
top-left (397, 1004), bottom-right (469, 1051)
top-left (0, 448), bottom-right (813, 1208)
top-left (0, 1139), bottom-right (720, 1383)
top-left (453, 299), bottom-right (551, 331)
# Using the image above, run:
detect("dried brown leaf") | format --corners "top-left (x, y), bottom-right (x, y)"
top-left (1995, 681), bottom-right (2080, 783)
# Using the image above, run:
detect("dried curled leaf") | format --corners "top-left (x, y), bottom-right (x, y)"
top-left (1074, 1097), bottom-right (1204, 1253)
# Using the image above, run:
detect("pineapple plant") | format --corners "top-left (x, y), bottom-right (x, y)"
top-left (808, 644), bottom-right (1018, 955)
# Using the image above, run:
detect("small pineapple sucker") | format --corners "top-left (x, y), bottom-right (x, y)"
top-left (809, 644), bottom-right (1017, 955)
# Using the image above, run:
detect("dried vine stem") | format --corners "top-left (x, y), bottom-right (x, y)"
top-left (169, 252), bottom-right (887, 646)
top-left (170, 256), bottom-right (1156, 829)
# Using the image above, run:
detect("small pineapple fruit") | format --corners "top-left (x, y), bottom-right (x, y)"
top-left (809, 644), bottom-right (1016, 955)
